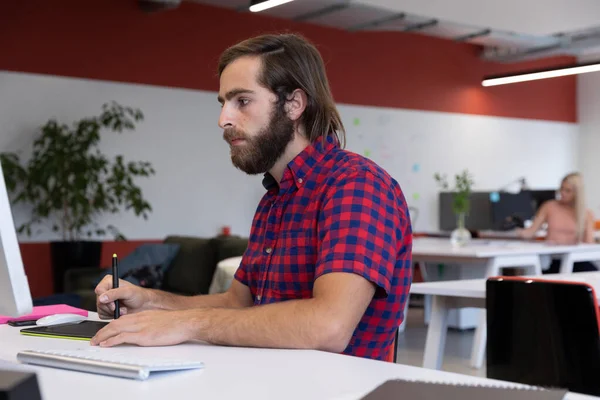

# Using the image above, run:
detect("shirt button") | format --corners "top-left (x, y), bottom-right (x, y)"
top-left (297, 178), bottom-right (303, 184)
top-left (265, 247), bottom-right (273, 254)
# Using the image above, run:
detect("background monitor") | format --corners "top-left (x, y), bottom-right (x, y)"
top-left (0, 161), bottom-right (33, 317)
top-left (491, 191), bottom-right (536, 230)
top-left (439, 191), bottom-right (494, 231)
top-left (527, 189), bottom-right (557, 211)
top-left (439, 189), bottom-right (553, 232)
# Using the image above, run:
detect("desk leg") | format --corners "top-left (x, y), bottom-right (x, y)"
top-left (470, 311), bottom-right (487, 369)
top-left (528, 257), bottom-right (543, 276)
top-left (423, 295), bottom-right (449, 370)
top-left (559, 251), bottom-right (600, 274)
top-left (559, 253), bottom-right (575, 274)
top-left (469, 258), bottom-right (499, 369)
top-left (469, 255), bottom-right (543, 369)
top-left (399, 293), bottom-right (410, 332)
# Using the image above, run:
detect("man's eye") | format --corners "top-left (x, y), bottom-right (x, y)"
top-left (239, 98), bottom-right (250, 106)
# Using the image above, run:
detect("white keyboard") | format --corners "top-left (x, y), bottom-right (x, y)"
top-left (17, 348), bottom-right (204, 380)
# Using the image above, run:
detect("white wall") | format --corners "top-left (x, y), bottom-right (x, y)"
top-left (578, 70), bottom-right (600, 217)
top-left (0, 71), bottom-right (579, 241)
top-left (0, 71), bottom-right (266, 241)
top-left (342, 104), bottom-right (578, 230)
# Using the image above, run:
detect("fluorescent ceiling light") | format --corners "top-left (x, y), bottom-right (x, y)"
top-left (482, 60), bottom-right (600, 87)
top-left (249, 0), bottom-right (294, 12)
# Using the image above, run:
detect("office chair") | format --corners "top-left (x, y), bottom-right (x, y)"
top-left (393, 328), bottom-right (398, 363)
top-left (486, 277), bottom-right (600, 396)
top-left (383, 327), bottom-right (400, 363)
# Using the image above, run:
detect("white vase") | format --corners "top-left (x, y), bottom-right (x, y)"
top-left (450, 212), bottom-right (472, 247)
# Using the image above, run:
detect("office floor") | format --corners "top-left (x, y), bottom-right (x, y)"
top-left (394, 306), bottom-right (487, 378)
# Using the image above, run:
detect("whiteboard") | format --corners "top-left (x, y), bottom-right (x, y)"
top-left (340, 103), bottom-right (578, 230)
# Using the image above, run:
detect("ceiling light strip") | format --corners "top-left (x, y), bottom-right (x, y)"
top-left (482, 61), bottom-right (600, 87)
top-left (250, 0), bottom-right (294, 12)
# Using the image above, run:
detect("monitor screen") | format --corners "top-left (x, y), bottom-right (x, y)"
top-left (490, 191), bottom-right (536, 230)
top-left (527, 189), bottom-right (557, 211)
top-left (439, 192), bottom-right (494, 231)
top-left (0, 161), bottom-right (33, 318)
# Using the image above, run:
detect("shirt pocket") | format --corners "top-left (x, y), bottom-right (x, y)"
top-left (276, 229), bottom-right (317, 257)
top-left (267, 229), bottom-right (316, 299)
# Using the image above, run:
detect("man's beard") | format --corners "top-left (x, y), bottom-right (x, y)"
top-left (223, 104), bottom-right (295, 175)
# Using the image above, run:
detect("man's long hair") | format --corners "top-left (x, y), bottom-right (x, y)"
top-left (218, 33), bottom-right (345, 148)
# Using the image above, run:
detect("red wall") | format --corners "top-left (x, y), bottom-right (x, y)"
top-left (2, 1), bottom-right (578, 296)
top-left (2, 0), bottom-right (576, 122)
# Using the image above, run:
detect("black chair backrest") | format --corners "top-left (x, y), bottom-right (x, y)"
top-left (486, 277), bottom-right (600, 396)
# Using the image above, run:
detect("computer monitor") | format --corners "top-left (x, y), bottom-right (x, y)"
top-left (491, 191), bottom-right (536, 230)
top-left (0, 161), bottom-right (33, 317)
top-left (439, 192), bottom-right (494, 231)
top-left (527, 189), bottom-right (557, 211)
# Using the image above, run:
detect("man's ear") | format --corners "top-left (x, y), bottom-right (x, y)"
top-left (285, 89), bottom-right (307, 122)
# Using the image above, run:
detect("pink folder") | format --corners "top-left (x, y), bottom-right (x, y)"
top-left (0, 304), bottom-right (88, 324)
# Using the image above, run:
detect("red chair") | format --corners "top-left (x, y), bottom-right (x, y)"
top-left (486, 276), bottom-right (600, 396)
top-left (384, 328), bottom-right (399, 363)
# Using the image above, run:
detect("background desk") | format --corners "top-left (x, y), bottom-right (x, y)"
top-left (208, 241), bottom-right (600, 335)
top-left (413, 237), bottom-right (600, 277)
top-left (410, 271), bottom-right (600, 372)
top-left (412, 238), bottom-right (600, 330)
top-left (209, 240), bottom-right (600, 299)
top-left (1, 316), bottom-right (598, 400)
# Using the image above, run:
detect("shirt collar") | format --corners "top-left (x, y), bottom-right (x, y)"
top-left (261, 135), bottom-right (338, 192)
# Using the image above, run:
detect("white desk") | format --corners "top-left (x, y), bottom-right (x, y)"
top-left (413, 237), bottom-right (600, 276)
top-left (410, 271), bottom-right (600, 373)
top-left (0, 317), bottom-right (597, 400)
top-left (206, 241), bottom-right (600, 369)
top-left (210, 240), bottom-right (600, 296)
top-left (412, 238), bottom-right (600, 365)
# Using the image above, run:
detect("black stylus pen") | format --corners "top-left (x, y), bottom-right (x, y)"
top-left (112, 253), bottom-right (120, 319)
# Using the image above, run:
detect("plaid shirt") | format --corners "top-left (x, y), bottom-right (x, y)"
top-left (234, 136), bottom-right (413, 361)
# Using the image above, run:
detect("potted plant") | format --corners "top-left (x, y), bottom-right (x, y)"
top-left (0, 101), bottom-right (155, 292)
top-left (434, 169), bottom-right (475, 247)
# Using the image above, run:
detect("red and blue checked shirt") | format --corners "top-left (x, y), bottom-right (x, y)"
top-left (234, 135), bottom-right (413, 361)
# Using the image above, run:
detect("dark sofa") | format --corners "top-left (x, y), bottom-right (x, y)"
top-left (64, 235), bottom-right (248, 311)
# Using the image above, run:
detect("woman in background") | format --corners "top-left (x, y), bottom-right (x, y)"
top-left (517, 172), bottom-right (597, 273)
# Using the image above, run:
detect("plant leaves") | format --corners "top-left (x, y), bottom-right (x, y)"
top-left (0, 101), bottom-right (152, 240)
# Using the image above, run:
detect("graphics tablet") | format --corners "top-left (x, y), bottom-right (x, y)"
top-left (20, 321), bottom-right (109, 340)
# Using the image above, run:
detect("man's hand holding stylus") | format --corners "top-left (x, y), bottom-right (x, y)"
top-left (95, 275), bottom-right (154, 319)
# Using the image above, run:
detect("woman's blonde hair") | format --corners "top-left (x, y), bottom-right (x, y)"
top-left (562, 172), bottom-right (587, 241)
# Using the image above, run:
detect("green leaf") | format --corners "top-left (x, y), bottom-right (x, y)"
top-left (1, 102), bottom-right (154, 240)
top-left (434, 169), bottom-right (475, 215)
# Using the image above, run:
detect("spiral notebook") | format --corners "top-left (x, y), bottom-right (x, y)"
top-left (360, 379), bottom-right (567, 400)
